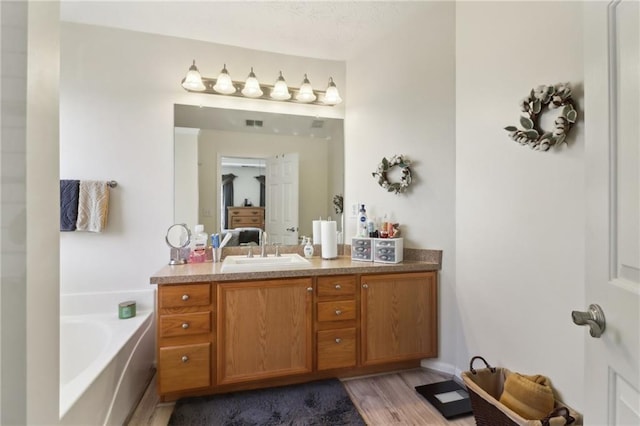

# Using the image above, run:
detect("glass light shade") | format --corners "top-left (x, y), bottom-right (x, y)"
top-left (295, 74), bottom-right (316, 103)
top-left (181, 60), bottom-right (206, 91)
top-left (213, 64), bottom-right (236, 95)
top-left (241, 67), bottom-right (263, 98)
top-left (270, 71), bottom-right (291, 101)
top-left (323, 77), bottom-right (343, 105)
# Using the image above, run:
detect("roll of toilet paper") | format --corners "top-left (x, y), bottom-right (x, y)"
top-left (313, 220), bottom-right (322, 245)
top-left (321, 221), bottom-right (337, 259)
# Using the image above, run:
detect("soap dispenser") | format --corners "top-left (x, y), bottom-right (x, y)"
top-left (303, 237), bottom-right (314, 258)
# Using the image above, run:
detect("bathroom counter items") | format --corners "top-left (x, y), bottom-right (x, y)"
top-left (150, 251), bottom-right (441, 285)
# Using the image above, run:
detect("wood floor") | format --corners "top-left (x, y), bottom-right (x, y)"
top-left (127, 368), bottom-right (476, 426)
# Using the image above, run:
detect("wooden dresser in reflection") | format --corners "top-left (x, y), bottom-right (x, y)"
top-left (227, 206), bottom-right (265, 230)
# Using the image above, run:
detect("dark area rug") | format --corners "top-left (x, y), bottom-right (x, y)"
top-left (168, 379), bottom-right (366, 426)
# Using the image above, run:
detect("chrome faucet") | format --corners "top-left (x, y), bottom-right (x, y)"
top-left (260, 231), bottom-right (268, 257)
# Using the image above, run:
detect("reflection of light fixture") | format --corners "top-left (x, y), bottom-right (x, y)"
top-left (213, 64), bottom-right (236, 94)
top-left (241, 67), bottom-right (263, 98)
top-left (180, 61), bottom-right (343, 106)
top-left (271, 71), bottom-right (291, 100)
top-left (323, 77), bottom-right (343, 105)
top-left (295, 74), bottom-right (316, 103)
top-left (181, 60), bottom-right (206, 91)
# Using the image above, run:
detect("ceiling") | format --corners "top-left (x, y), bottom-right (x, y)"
top-left (59, 1), bottom-right (422, 61)
top-left (175, 104), bottom-right (343, 140)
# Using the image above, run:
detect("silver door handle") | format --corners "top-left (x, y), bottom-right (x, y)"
top-left (286, 227), bottom-right (298, 232)
top-left (572, 304), bottom-right (606, 338)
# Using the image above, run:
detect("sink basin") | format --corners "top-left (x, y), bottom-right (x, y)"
top-left (220, 253), bottom-right (311, 273)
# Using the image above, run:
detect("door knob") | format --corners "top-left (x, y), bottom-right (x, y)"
top-left (572, 304), bottom-right (606, 338)
top-left (286, 227), bottom-right (298, 232)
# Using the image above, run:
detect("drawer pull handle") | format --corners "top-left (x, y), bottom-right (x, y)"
top-left (307, 287), bottom-right (313, 292)
top-left (182, 323), bottom-right (189, 329)
top-left (181, 355), bottom-right (189, 363)
top-left (335, 310), bottom-right (342, 316)
top-left (335, 338), bottom-right (342, 344)
top-left (335, 284), bottom-right (342, 290)
top-left (181, 294), bottom-right (189, 301)
top-left (362, 284), bottom-right (368, 289)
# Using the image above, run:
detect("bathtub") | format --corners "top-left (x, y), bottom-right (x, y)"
top-left (59, 289), bottom-right (155, 425)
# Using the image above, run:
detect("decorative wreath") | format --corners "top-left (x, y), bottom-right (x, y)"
top-left (505, 83), bottom-right (578, 151)
top-left (372, 155), bottom-right (412, 194)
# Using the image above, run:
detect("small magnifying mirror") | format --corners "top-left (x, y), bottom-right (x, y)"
top-left (166, 223), bottom-right (191, 265)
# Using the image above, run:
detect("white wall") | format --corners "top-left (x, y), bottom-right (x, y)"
top-left (174, 127), bottom-right (199, 229)
top-left (456, 1), bottom-right (585, 408)
top-left (0, 1), bottom-right (60, 424)
top-left (344, 1), bottom-right (458, 374)
top-left (1, 2), bottom-right (28, 422)
top-left (26, 3), bottom-right (61, 423)
top-left (60, 22), bottom-right (345, 294)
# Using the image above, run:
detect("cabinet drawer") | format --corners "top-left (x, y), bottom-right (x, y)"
top-left (230, 209), bottom-right (262, 217)
top-left (231, 217), bottom-right (263, 226)
top-left (317, 328), bottom-right (356, 370)
top-left (317, 300), bottom-right (356, 322)
top-left (159, 284), bottom-right (210, 309)
top-left (317, 276), bottom-right (356, 297)
top-left (158, 342), bottom-right (210, 394)
top-left (159, 312), bottom-right (211, 338)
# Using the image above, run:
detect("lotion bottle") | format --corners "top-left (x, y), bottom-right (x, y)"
top-left (357, 204), bottom-right (368, 237)
top-left (303, 237), bottom-right (314, 258)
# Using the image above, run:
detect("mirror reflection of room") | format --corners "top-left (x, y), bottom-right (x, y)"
top-left (174, 105), bottom-right (344, 246)
top-left (221, 157), bottom-right (266, 246)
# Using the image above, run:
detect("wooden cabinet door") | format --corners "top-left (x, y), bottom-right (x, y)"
top-left (361, 272), bottom-right (437, 366)
top-left (217, 278), bottom-right (313, 385)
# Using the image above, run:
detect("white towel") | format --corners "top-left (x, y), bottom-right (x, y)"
top-left (76, 180), bottom-right (110, 232)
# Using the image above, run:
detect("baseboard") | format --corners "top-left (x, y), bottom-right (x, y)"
top-left (420, 359), bottom-right (464, 381)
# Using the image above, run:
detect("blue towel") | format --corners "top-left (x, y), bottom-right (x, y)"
top-left (60, 180), bottom-right (80, 231)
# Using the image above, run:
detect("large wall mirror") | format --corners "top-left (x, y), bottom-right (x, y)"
top-left (174, 104), bottom-right (344, 244)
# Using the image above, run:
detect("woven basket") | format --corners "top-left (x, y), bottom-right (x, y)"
top-left (461, 356), bottom-right (583, 426)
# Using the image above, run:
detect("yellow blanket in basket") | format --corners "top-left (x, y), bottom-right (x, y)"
top-left (499, 373), bottom-right (555, 420)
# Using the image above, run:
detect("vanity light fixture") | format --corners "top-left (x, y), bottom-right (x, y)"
top-left (181, 60), bottom-right (206, 91)
top-left (213, 64), bottom-right (236, 94)
top-left (180, 61), bottom-right (343, 106)
top-left (241, 67), bottom-right (263, 98)
top-left (323, 77), bottom-right (343, 106)
top-left (270, 71), bottom-right (291, 101)
top-left (295, 74), bottom-right (317, 103)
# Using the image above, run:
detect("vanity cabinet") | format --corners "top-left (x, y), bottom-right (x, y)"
top-left (154, 270), bottom-right (438, 400)
top-left (360, 271), bottom-right (437, 366)
top-left (157, 283), bottom-right (213, 395)
top-left (228, 206), bottom-right (265, 230)
top-left (315, 275), bottom-right (358, 371)
top-left (216, 278), bottom-right (313, 385)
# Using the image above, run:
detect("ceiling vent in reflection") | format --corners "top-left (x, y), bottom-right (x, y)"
top-left (311, 120), bottom-right (325, 129)
top-left (245, 119), bottom-right (263, 127)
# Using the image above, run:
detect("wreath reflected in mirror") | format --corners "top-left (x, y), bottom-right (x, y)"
top-left (505, 83), bottom-right (577, 151)
top-left (372, 155), bottom-right (412, 194)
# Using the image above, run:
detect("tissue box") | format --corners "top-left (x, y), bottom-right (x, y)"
top-left (373, 238), bottom-right (403, 264)
top-left (351, 238), bottom-right (373, 261)
top-left (351, 237), bottom-right (403, 263)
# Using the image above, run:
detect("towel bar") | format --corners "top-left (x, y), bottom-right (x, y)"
top-left (107, 180), bottom-right (117, 188)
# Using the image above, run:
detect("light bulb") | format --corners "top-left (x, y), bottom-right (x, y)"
top-left (213, 64), bottom-right (236, 95)
top-left (270, 71), bottom-right (291, 101)
top-left (181, 60), bottom-right (206, 91)
top-left (295, 74), bottom-right (316, 103)
top-left (323, 77), bottom-right (342, 105)
top-left (241, 67), bottom-right (263, 98)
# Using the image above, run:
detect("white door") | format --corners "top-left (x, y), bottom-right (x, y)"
top-left (582, 2), bottom-right (640, 424)
top-left (265, 153), bottom-right (299, 245)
